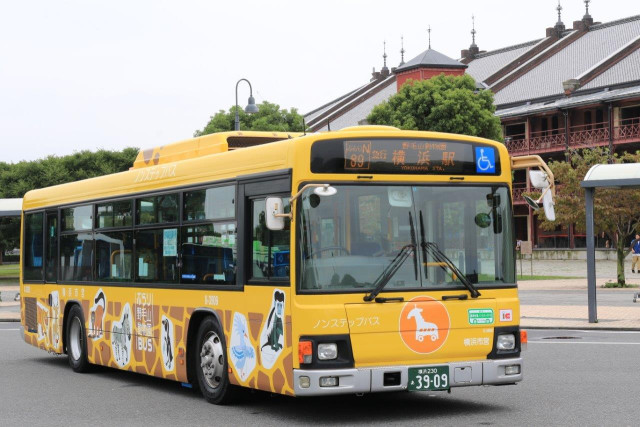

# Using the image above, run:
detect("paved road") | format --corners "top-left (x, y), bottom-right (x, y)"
top-left (1, 322), bottom-right (638, 426)
top-left (520, 289), bottom-right (639, 306)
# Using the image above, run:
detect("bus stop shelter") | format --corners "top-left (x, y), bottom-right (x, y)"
top-left (0, 199), bottom-right (22, 217)
top-left (581, 164), bottom-right (640, 323)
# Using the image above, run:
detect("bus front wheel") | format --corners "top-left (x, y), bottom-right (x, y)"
top-left (66, 305), bottom-right (90, 373)
top-left (194, 316), bottom-right (235, 404)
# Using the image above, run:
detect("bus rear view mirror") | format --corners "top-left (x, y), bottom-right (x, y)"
top-left (526, 170), bottom-right (556, 221)
top-left (542, 187), bottom-right (555, 221)
top-left (265, 197), bottom-right (285, 230)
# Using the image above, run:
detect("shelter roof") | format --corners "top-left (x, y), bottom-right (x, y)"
top-left (0, 199), bottom-right (22, 217)
top-left (581, 163), bottom-right (640, 188)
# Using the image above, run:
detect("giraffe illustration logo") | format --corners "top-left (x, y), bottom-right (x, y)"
top-left (399, 296), bottom-right (450, 354)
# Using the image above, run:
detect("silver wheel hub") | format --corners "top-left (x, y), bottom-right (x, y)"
top-left (69, 317), bottom-right (83, 361)
top-left (200, 332), bottom-right (224, 389)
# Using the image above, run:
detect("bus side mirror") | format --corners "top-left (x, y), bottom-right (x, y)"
top-left (265, 197), bottom-right (286, 231)
top-left (526, 170), bottom-right (556, 222)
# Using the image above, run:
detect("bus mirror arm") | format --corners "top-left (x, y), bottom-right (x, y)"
top-left (267, 184), bottom-right (337, 226)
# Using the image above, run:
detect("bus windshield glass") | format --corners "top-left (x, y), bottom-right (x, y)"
top-left (298, 184), bottom-right (514, 293)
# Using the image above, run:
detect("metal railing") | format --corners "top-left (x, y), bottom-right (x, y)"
top-left (505, 116), bottom-right (640, 155)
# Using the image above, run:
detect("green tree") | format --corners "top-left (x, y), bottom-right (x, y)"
top-left (194, 101), bottom-right (305, 136)
top-left (0, 148), bottom-right (138, 263)
top-left (367, 74), bottom-right (503, 141)
top-left (0, 148), bottom-right (138, 199)
top-left (533, 148), bottom-right (640, 286)
top-left (0, 217), bottom-right (20, 264)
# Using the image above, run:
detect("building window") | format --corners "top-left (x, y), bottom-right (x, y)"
top-left (584, 111), bottom-right (592, 131)
top-left (541, 117), bottom-right (549, 136)
top-left (596, 109), bottom-right (604, 129)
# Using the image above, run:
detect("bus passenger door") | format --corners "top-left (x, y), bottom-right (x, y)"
top-left (41, 210), bottom-right (62, 353)
top-left (236, 174), bottom-right (294, 394)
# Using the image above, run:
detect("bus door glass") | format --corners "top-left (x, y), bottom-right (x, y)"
top-left (239, 175), bottom-right (292, 382)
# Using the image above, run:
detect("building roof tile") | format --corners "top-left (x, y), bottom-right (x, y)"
top-left (395, 48), bottom-right (466, 73)
top-left (494, 16), bottom-right (640, 106)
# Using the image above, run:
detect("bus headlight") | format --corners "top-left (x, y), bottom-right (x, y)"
top-left (317, 343), bottom-right (338, 360)
top-left (496, 334), bottom-right (516, 351)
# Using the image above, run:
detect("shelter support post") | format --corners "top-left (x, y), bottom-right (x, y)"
top-left (585, 188), bottom-right (597, 323)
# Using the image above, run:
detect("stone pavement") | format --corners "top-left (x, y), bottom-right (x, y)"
top-left (519, 278), bottom-right (640, 330)
top-left (0, 284), bottom-right (19, 322)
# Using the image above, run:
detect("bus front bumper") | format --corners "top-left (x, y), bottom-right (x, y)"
top-left (293, 357), bottom-right (523, 396)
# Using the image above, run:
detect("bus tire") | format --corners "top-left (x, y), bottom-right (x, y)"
top-left (194, 316), bottom-right (235, 404)
top-left (66, 305), bottom-right (90, 373)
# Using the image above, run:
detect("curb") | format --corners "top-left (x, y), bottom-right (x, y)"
top-left (523, 325), bottom-right (640, 332)
top-left (0, 318), bottom-right (20, 322)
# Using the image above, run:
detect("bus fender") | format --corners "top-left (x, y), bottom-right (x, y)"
top-left (186, 308), bottom-right (225, 385)
top-left (61, 299), bottom-right (83, 355)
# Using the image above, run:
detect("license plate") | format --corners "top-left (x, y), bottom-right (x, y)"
top-left (408, 366), bottom-right (450, 391)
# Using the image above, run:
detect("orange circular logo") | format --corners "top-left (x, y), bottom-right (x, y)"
top-left (399, 296), bottom-right (450, 354)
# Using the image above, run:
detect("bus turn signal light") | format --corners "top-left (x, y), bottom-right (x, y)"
top-left (521, 330), bottom-right (528, 350)
top-left (298, 341), bottom-right (312, 364)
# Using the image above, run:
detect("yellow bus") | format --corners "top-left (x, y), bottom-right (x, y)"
top-left (20, 126), bottom-right (546, 404)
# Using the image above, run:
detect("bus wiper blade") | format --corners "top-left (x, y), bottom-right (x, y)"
top-left (422, 241), bottom-right (481, 298)
top-left (363, 244), bottom-right (415, 302)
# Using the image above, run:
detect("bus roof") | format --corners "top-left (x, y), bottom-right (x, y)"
top-left (22, 127), bottom-right (509, 211)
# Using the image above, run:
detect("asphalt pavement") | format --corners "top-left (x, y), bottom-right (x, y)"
top-left (1, 322), bottom-right (638, 426)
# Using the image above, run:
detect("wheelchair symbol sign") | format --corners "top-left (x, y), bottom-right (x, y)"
top-left (475, 147), bottom-right (496, 173)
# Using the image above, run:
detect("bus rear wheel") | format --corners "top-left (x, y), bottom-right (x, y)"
top-left (66, 305), bottom-right (90, 373)
top-left (194, 316), bottom-right (235, 404)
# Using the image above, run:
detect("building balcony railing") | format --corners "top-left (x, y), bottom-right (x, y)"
top-left (505, 117), bottom-right (640, 155)
top-left (512, 183), bottom-right (564, 205)
top-left (512, 183), bottom-right (528, 204)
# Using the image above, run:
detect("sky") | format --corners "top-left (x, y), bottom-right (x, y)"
top-left (0, 0), bottom-right (637, 163)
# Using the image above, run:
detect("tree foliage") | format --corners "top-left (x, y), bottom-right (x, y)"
top-left (0, 148), bottom-right (138, 261)
top-left (367, 74), bottom-right (503, 141)
top-left (534, 148), bottom-right (640, 286)
top-left (194, 101), bottom-right (305, 136)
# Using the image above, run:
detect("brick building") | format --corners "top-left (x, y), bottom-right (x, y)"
top-left (305, 6), bottom-right (640, 249)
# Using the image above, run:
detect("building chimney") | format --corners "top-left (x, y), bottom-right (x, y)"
top-left (563, 78), bottom-right (580, 95)
top-left (371, 67), bottom-right (381, 82)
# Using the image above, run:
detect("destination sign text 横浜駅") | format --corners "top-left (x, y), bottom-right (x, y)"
top-left (310, 138), bottom-right (500, 175)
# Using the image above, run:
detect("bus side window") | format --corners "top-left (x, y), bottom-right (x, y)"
top-left (23, 212), bottom-right (44, 281)
top-left (45, 212), bottom-right (58, 282)
top-left (180, 223), bottom-right (237, 285)
top-left (250, 198), bottom-right (290, 281)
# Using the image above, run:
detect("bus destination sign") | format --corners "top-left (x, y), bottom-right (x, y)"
top-left (311, 138), bottom-right (500, 175)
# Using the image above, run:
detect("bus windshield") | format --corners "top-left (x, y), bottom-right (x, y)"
top-left (298, 184), bottom-right (514, 293)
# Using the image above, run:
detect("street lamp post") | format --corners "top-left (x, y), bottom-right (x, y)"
top-left (235, 78), bottom-right (259, 131)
